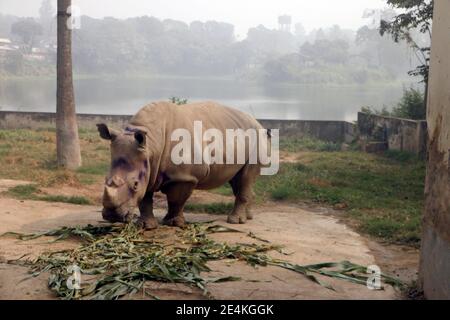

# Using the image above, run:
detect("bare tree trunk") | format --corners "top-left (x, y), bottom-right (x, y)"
top-left (56, 0), bottom-right (81, 169)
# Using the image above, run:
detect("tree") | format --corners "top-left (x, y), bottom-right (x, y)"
top-left (356, 23), bottom-right (412, 74)
top-left (380, 0), bottom-right (433, 84)
top-left (4, 51), bottom-right (24, 74)
top-left (39, 0), bottom-right (55, 36)
top-left (246, 25), bottom-right (297, 57)
top-left (391, 88), bottom-right (425, 120)
top-left (56, 0), bottom-right (81, 169)
top-left (300, 39), bottom-right (350, 65)
top-left (11, 18), bottom-right (43, 52)
top-left (315, 28), bottom-right (326, 41)
top-left (294, 23), bottom-right (306, 39)
top-left (0, 13), bottom-right (17, 38)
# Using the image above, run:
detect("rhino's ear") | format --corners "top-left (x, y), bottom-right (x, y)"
top-left (134, 130), bottom-right (146, 148)
top-left (96, 123), bottom-right (117, 140)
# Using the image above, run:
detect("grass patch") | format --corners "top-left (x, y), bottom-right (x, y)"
top-left (77, 163), bottom-right (109, 175)
top-left (210, 184), bottom-right (234, 196)
top-left (185, 202), bottom-right (234, 214)
top-left (255, 147), bottom-right (425, 246)
top-left (0, 129), bottom-right (108, 187)
top-left (271, 185), bottom-right (296, 200)
top-left (39, 195), bottom-right (91, 205)
top-left (7, 184), bottom-right (39, 199)
top-left (0, 130), bottom-right (424, 245)
top-left (0, 143), bottom-right (12, 157)
top-left (383, 150), bottom-right (418, 162)
top-left (6, 184), bottom-right (91, 205)
top-left (280, 136), bottom-right (341, 152)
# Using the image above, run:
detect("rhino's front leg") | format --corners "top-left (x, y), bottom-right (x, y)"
top-left (138, 192), bottom-right (158, 230)
top-left (161, 182), bottom-right (194, 227)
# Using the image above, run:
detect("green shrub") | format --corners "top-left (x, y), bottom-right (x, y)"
top-left (391, 88), bottom-right (425, 120)
top-left (360, 106), bottom-right (391, 116)
top-left (170, 97), bottom-right (188, 105)
top-left (362, 88), bottom-right (425, 120)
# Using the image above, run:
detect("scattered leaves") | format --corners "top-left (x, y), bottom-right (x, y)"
top-left (5, 222), bottom-right (405, 300)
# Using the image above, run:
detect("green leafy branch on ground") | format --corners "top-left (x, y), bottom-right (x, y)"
top-left (4, 223), bottom-right (405, 300)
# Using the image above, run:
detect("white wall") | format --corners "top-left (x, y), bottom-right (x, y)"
top-left (419, 0), bottom-right (450, 299)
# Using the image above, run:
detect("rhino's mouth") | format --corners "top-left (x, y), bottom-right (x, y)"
top-left (102, 207), bottom-right (134, 223)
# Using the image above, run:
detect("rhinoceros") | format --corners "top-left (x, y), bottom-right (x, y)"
top-left (96, 101), bottom-right (272, 229)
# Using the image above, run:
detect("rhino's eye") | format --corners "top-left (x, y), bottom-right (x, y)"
top-left (133, 181), bottom-right (139, 190)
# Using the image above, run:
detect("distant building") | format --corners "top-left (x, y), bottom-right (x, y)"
top-left (22, 47), bottom-right (46, 61)
top-left (278, 15), bottom-right (292, 33)
top-left (24, 53), bottom-right (46, 61)
top-left (0, 38), bottom-right (17, 55)
top-left (0, 38), bottom-right (11, 45)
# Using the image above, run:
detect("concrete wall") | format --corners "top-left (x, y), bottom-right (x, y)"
top-left (0, 111), bottom-right (131, 131)
top-left (357, 112), bottom-right (427, 156)
top-left (258, 119), bottom-right (354, 143)
top-left (419, 0), bottom-right (450, 300)
top-left (0, 110), bottom-right (354, 143)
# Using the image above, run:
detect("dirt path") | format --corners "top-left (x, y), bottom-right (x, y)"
top-left (0, 180), bottom-right (418, 300)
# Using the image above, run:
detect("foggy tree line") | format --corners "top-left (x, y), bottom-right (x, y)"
top-left (0, 2), bottom-right (427, 84)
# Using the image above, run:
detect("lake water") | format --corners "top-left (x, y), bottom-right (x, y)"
top-left (0, 76), bottom-right (413, 121)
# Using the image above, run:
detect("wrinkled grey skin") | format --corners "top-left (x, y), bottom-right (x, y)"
top-left (97, 101), bottom-right (267, 229)
top-left (98, 125), bottom-right (152, 226)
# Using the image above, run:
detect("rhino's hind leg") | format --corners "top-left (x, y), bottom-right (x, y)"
top-left (161, 182), bottom-right (194, 227)
top-left (227, 165), bottom-right (258, 224)
top-left (137, 192), bottom-right (158, 230)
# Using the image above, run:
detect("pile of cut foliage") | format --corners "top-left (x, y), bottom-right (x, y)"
top-left (5, 222), bottom-right (404, 300)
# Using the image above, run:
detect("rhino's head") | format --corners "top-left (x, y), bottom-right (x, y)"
top-left (97, 123), bottom-right (150, 223)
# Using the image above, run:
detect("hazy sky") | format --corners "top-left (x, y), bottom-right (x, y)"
top-left (0, 0), bottom-right (388, 37)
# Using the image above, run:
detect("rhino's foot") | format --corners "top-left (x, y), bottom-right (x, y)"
top-left (137, 217), bottom-right (159, 230)
top-left (162, 215), bottom-right (185, 228)
top-left (227, 214), bottom-right (246, 224)
top-left (246, 211), bottom-right (253, 220)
